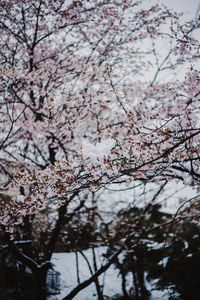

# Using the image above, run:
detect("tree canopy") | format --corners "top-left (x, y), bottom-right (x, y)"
top-left (0, 0), bottom-right (200, 299)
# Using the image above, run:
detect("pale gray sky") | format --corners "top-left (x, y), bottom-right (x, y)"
top-left (160, 0), bottom-right (200, 20)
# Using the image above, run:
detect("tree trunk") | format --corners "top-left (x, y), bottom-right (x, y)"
top-left (92, 247), bottom-right (104, 300)
top-left (136, 251), bottom-right (149, 300)
top-left (75, 251), bottom-right (80, 284)
top-left (121, 270), bottom-right (129, 298)
top-left (115, 256), bottom-right (129, 298)
top-left (132, 269), bottom-right (139, 300)
top-left (33, 267), bottom-right (48, 300)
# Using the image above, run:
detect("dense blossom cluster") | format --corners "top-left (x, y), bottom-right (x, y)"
top-left (0, 0), bottom-right (200, 228)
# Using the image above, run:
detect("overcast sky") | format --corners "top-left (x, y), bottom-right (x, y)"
top-left (160, 0), bottom-right (200, 20)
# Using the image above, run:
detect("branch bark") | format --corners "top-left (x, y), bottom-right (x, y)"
top-left (45, 192), bottom-right (78, 261)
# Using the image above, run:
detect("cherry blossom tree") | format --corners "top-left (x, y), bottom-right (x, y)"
top-left (0, 0), bottom-right (200, 298)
